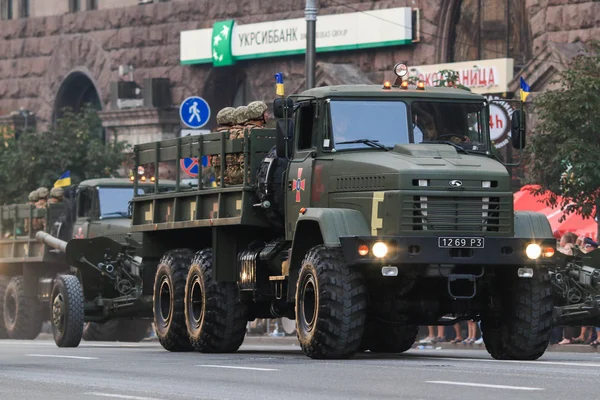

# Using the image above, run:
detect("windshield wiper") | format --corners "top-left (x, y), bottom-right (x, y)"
top-left (421, 140), bottom-right (470, 155)
top-left (336, 139), bottom-right (389, 151)
top-left (100, 211), bottom-right (129, 219)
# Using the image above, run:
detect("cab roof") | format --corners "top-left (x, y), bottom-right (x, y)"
top-left (299, 85), bottom-right (484, 101)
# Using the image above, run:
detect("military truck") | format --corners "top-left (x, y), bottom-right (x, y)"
top-left (0, 178), bottom-right (174, 344)
top-left (41, 64), bottom-right (558, 359)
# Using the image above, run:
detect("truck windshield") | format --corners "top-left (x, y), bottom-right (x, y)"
top-left (330, 100), bottom-right (409, 150)
top-left (97, 187), bottom-right (142, 218)
top-left (411, 101), bottom-right (488, 150)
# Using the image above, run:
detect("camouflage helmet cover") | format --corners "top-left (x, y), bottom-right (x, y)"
top-left (50, 186), bottom-right (64, 198)
top-left (216, 107), bottom-right (235, 125)
top-left (28, 190), bottom-right (39, 202)
top-left (246, 101), bottom-right (268, 120)
top-left (36, 187), bottom-right (49, 199)
top-left (233, 106), bottom-right (249, 125)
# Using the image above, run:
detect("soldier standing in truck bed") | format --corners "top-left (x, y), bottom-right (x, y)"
top-left (34, 187), bottom-right (49, 231)
top-left (214, 107), bottom-right (235, 133)
top-left (48, 187), bottom-right (64, 204)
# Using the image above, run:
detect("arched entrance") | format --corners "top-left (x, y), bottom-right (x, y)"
top-left (201, 67), bottom-right (247, 129)
top-left (53, 69), bottom-right (103, 127)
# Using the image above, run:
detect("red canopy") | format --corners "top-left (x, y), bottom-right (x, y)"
top-left (513, 185), bottom-right (597, 241)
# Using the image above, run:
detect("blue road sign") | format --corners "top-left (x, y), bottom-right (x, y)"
top-left (179, 96), bottom-right (211, 129)
top-left (180, 157), bottom-right (199, 177)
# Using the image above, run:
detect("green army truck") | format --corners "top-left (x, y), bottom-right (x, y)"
top-left (43, 64), bottom-right (558, 359)
top-left (0, 178), bottom-right (173, 345)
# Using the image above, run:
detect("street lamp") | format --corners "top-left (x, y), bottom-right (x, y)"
top-left (305, 0), bottom-right (317, 90)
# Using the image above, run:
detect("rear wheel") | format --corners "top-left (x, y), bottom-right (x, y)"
top-left (0, 278), bottom-right (8, 339)
top-left (185, 249), bottom-right (248, 353)
top-left (153, 249), bottom-right (194, 352)
top-left (50, 275), bottom-right (84, 348)
top-left (295, 245), bottom-right (367, 359)
top-left (3, 276), bottom-right (43, 339)
top-left (481, 267), bottom-right (553, 360)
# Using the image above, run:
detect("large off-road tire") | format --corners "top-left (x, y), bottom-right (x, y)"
top-left (82, 321), bottom-right (119, 342)
top-left (362, 293), bottom-right (418, 353)
top-left (50, 275), bottom-right (84, 348)
top-left (117, 320), bottom-right (152, 342)
top-left (185, 249), bottom-right (248, 353)
top-left (0, 278), bottom-right (8, 339)
top-left (295, 245), bottom-right (367, 359)
top-left (153, 249), bottom-right (194, 352)
top-left (3, 276), bottom-right (43, 339)
top-left (481, 267), bottom-right (553, 360)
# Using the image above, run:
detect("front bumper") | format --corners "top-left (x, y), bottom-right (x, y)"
top-left (339, 235), bottom-right (556, 266)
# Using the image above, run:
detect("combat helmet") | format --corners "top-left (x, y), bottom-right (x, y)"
top-left (233, 106), bottom-right (249, 125)
top-left (28, 190), bottom-right (39, 202)
top-left (216, 107), bottom-right (235, 125)
top-left (50, 186), bottom-right (64, 199)
top-left (36, 187), bottom-right (49, 199)
top-left (247, 101), bottom-right (268, 120)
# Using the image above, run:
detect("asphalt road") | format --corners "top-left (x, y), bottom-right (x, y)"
top-left (0, 339), bottom-right (598, 400)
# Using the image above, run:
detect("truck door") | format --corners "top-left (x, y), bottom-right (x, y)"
top-left (72, 186), bottom-right (96, 239)
top-left (285, 101), bottom-right (316, 239)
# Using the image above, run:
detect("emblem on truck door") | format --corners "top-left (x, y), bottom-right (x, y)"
top-left (294, 168), bottom-right (306, 202)
top-left (449, 180), bottom-right (463, 187)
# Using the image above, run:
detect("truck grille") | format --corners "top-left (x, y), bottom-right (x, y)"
top-left (403, 195), bottom-right (511, 233)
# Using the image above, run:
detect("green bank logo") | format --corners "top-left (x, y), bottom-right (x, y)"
top-left (212, 20), bottom-right (234, 67)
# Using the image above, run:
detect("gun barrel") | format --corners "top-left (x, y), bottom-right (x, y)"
top-left (35, 231), bottom-right (67, 253)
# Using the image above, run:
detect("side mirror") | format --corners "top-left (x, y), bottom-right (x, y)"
top-left (273, 97), bottom-right (294, 119)
top-left (275, 119), bottom-right (293, 159)
top-left (511, 109), bottom-right (526, 149)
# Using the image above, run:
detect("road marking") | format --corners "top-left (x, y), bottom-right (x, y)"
top-left (26, 354), bottom-right (98, 360)
top-left (427, 381), bottom-right (544, 391)
top-left (85, 393), bottom-right (164, 400)
top-left (412, 354), bottom-right (600, 368)
top-left (196, 364), bottom-right (279, 371)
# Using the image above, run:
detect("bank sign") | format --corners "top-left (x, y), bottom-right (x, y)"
top-left (181, 8), bottom-right (414, 66)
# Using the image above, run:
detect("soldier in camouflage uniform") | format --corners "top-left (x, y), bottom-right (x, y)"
top-left (236, 101), bottom-right (269, 184)
top-left (34, 187), bottom-right (49, 231)
top-left (214, 107), bottom-right (235, 133)
top-left (23, 190), bottom-right (40, 234)
top-left (222, 106), bottom-right (251, 185)
top-left (48, 187), bottom-right (64, 204)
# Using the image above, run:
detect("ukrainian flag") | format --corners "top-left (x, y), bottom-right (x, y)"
top-left (54, 171), bottom-right (71, 187)
top-left (275, 72), bottom-right (284, 96)
top-left (520, 77), bottom-right (530, 103)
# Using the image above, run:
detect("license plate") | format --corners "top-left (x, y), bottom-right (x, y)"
top-left (438, 237), bottom-right (485, 248)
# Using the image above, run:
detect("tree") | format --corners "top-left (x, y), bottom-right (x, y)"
top-left (0, 104), bottom-right (130, 205)
top-left (524, 41), bottom-right (600, 221)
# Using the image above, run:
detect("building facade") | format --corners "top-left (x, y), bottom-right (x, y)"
top-left (0, 0), bottom-right (598, 149)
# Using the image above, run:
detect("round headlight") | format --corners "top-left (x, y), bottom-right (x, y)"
top-left (393, 63), bottom-right (408, 78)
top-left (372, 242), bottom-right (388, 258)
top-left (526, 243), bottom-right (542, 260)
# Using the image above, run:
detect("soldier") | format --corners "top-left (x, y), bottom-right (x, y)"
top-left (229, 106), bottom-right (248, 140)
top-left (244, 101), bottom-right (269, 130)
top-left (34, 187), bottom-right (49, 231)
top-left (23, 190), bottom-right (40, 234)
top-left (214, 107), bottom-right (235, 133)
top-left (48, 187), bottom-right (64, 204)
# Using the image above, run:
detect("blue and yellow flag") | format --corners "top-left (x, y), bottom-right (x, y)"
top-left (275, 73), bottom-right (284, 96)
top-left (54, 171), bottom-right (71, 187)
top-left (520, 77), bottom-right (530, 103)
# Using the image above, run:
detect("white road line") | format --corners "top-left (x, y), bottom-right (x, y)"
top-left (427, 381), bottom-right (544, 391)
top-left (196, 364), bottom-right (279, 371)
top-left (26, 354), bottom-right (98, 360)
top-left (85, 393), bottom-right (164, 400)
top-left (412, 354), bottom-right (600, 368)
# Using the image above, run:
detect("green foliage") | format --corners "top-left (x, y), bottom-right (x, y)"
top-left (0, 104), bottom-right (130, 205)
top-left (525, 41), bottom-right (600, 221)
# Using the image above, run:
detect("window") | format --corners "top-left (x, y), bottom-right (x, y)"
top-left (77, 188), bottom-right (94, 218)
top-left (329, 100), bottom-right (409, 150)
top-left (1, 0), bottom-right (13, 20)
top-left (86, 0), bottom-right (97, 10)
top-left (449, 0), bottom-right (531, 68)
top-left (296, 103), bottom-right (315, 150)
top-left (69, 0), bottom-right (80, 12)
top-left (411, 101), bottom-right (487, 150)
top-left (97, 187), bottom-right (143, 219)
top-left (19, 0), bottom-right (27, 18)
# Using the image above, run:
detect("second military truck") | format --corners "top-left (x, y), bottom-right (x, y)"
top-left (46, 65), bottom-right (558, 359)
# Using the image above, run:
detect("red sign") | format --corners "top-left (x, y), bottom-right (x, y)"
top-left (294, 168), bottom-right (305, 202)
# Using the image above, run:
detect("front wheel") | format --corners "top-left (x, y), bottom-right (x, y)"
top-left (3, 276), bottom-right (43, 339)
top-left (184, 249), bottom-right (248, 353)
top-left (295, 245), bottom-right (367, 359)
top-left (50, 275), bottom-right (84, 348)
top-left (481, 267), bottom-right (553, 360)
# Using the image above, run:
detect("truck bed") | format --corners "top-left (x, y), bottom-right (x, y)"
top-left (130, 129), bottom-right (277, 232)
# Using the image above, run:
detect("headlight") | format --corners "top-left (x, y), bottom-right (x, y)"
top-left (372, 242), bottom-right (388, 258)
top-left (526, 243), bottom-right (542, 260)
